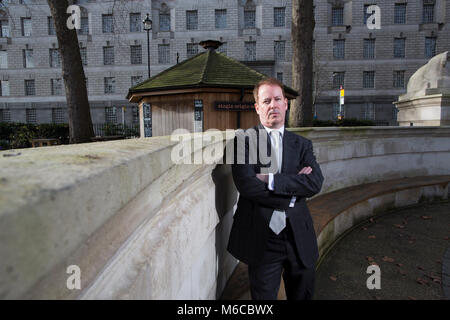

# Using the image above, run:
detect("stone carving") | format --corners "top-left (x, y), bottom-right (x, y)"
top-left (400, 51), bottom-right (450, 101)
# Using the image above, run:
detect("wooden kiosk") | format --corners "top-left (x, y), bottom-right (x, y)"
top-left (126, 40), bottom-right (298, 137)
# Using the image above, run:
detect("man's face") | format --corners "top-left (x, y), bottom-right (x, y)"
top-left (255, 84), bottom-right (288, 129)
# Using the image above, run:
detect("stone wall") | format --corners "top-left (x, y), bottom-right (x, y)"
top-left (0, 126), bottom-right (449, 299)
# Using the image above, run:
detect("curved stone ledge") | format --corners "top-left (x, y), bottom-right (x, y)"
top-left (0, 126), bottom-right (449, 299)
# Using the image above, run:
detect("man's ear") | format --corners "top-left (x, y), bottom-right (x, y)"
top-left (254, 103), bottom-right (259, 114)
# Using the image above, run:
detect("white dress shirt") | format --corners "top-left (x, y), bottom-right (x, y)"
top-left (261, 125), bottom-right (297, 208)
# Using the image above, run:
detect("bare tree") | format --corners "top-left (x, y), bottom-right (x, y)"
top-left (290, 0), bottom-right (315, 127)
top-left (312, 57), bottom-right (328, 117)
top-left (47, 0), bottom-right (94, 143)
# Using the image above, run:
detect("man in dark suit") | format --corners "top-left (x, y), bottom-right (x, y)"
top-left (227, 78), bottom-right (324, 300)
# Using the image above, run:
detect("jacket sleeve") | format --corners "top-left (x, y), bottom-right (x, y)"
top-left (272, 139), bottom-right (324, 198)
top-left (229, 134), bottom-right (292, 210)
top-left (232, 163), bottom-right (293, 210)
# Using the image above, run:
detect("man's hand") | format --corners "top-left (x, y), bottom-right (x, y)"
top-left (298, 166), bottom-right (312, 175)
top-left (256, 174), bottom-right (269, 184)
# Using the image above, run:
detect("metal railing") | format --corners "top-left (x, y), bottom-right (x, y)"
top-left (92, 123), bottom-right (140, 138)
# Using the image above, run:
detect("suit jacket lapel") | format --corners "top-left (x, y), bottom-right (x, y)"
top-left (281, 129), bottom-right (298, 174)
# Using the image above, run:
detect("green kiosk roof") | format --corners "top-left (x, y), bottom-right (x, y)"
top-left (127, 41), bottom-right (298, 100)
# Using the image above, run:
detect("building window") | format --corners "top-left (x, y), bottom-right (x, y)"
top-left (394, 3), bottom-right (407, 24)
top-left (0, 109), bottom-right (11, 122)
top-left (186, 10), bottom-right (198, 30)
top-left (52, 108), bottom-right (65, 124)
top-left (276, 72), bottom-right (283, 83)
top-left (393, 70), bottom-right (405, 88)
top-left (130, 45), bottom-right (142, 64)
top-left (332, 7), bottom-right (344, 26)
top-left (425, 37), bottom-right (436, 58)
top-left (274, 7), bottom-right (285, 27)
top-left (103, 46), bottom-right (114, 65)
top-left (80, 47), bottom-right (87, 66)
top-left (158, 44), bottom-right (170, 64)
top-left (78, 16), bottom-right (89, 35)
top-left (363, 4), bottom-right (376, 25)
top-left (245, 41), bottom-right (256, 61)
top-left (131, 76), bottom-right (143, 87)
top-left (51, 78), bottom-right (63, 95)
top-left (0, 18), bottom-right (10, 37)
top-left (394, 38), bottom-right (406, 58)
top-left (333, 39), bottom-right (345, 59)
top-left (244, 9), bottom-right (256, 28)
top-left (362, 102), bottom-right (375, 120)
top-left (105, 106), bottom-right (117, 123)
top-left (363, 39), bottom-right (375, 59)
top-left (186, 43), bottom-right (198, 58)
top-left (159, 13), bottom-right (170, 31)
top-left (104, 77), bottom-right (115, 94)
top-left (130, 13), bottom-right (141, 32)
top-left (392, 106), bottom-right (398, 120)
top-left (363, 71), bottom-right (375, 88)
top-left (422, 3), bottom-right (435, 23)
top-left (26, 108), bottom-right (37, 124)
top-left (333, 72), bottom-right (345, 88)
top-left (23, 49), bottom-right (34, 68)
top-left (25, 79), bottom-right (35, 96)
top-left (217, 42), bottom-right (227, 55)
top-left (0, 80), bottom-right (10, 96)
top-left (49, 48), bottom-right (61, 68)
top-left (21, 17), bottom-right (32, 36)
top-left (0, 50), bottom-right (7, 68)
top-left (215, 9), bottom-right (227, 29)
top-left (274, 40), bottom-right (285, 61)
top-left (102, 14), bottom-right (114, 33)
top-left (48, 16), bottom-right (56, 35)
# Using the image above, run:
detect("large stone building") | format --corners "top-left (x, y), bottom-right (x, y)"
top-left (0, 0), bottom-right (449, 127)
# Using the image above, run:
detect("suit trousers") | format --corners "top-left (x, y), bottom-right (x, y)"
top-left (247, 219), bottom-right (315, 300)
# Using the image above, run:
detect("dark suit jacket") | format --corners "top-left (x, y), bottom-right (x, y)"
top-left (227, 123), bottom-right (324, 268)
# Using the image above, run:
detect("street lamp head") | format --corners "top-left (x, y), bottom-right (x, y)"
top-left (143, 13), bottom-right (152, 31)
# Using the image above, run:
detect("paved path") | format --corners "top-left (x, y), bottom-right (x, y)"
top-left (315, 201), bottom-right (450, 300)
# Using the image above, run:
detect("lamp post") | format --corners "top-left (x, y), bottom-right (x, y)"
top-left (143, 13), bottom-right (152, 78)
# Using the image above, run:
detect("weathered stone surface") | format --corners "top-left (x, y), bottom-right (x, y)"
top-left (1, 127), bottom-right (449, 299)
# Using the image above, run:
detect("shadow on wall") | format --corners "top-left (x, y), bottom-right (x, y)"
top-left (212, 164), bottom-right (239, 299)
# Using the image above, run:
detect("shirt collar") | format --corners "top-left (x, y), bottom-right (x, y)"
top-left (262, 125), bottom-right (285, 138)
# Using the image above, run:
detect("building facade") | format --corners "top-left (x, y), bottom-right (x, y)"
top-left (0, 0), bottom-right (449, 126)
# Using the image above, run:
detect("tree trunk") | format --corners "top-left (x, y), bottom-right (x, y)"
top-left (47, 0), bottom-right (94, 144)
top-left (290, 0), bottom-right (315, 127)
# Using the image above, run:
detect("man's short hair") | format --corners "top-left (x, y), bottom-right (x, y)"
top-left (253, 77), bottom-right (286, 103)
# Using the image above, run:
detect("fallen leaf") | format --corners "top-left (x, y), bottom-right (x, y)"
top-left (396, 263), bottom-right (403, 267)
top-left (368, 235), bottom-right (376, 239)
top-left (330, 275), bottom-right (337, 281)
top-left (444, 236), bottom-right (449, 240)
top-left (421, 216), bottom-right (432, 220)
top-left (382, 256), bottom-right (395, 262)
top-left (409, 240), bottom-right (415, 244)
top-left (436, 260), bottom-right (442, 264)
top-left (417, 266), bottom-right (425, 271)
top-left (394, 224), bottom-right (405, 229)
top-left (408, 296), bottom-right (417, 300)
top-left (399, 270), bottom-right (407, 276)
top-left (362, 227), bottom-right (368, 231)
top-left (416, 278), bottom-right (428, 285)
